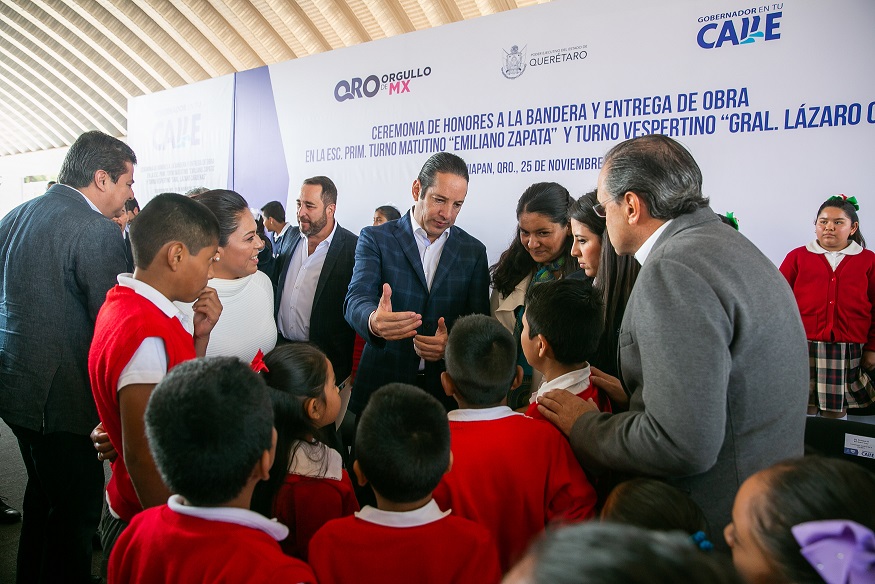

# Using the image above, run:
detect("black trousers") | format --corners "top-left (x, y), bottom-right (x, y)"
top-left (6, 421), bottom-right (104, 584)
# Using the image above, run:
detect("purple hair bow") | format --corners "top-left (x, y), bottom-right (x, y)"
top-left (792, 520), bottom-right (875, 584)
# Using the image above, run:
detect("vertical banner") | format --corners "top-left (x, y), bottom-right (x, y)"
top-left (267, 0), bottom-right (875, 265)
top-left (232, 66), bottom-right (290, 211)
top-left (127, 74), bottom-right (235, 204)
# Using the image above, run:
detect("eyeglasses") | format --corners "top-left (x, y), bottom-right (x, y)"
top-left (593, 202), bottom-right (607, 218)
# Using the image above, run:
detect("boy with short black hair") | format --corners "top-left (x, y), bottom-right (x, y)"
top-left (522, 279), bottom-right (610, 419)
top-left (308, 383), bottom-right (501, 584)
top-left (108, 357), bottom-right (315, 583)
top-left (433, 314), bottom-right (597, 572)
top-left (89, 193), bottom-right (223, 564)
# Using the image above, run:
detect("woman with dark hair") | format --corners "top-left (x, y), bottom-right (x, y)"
top-left (176, 189), bottom-right (277, 361)
top-left (490, 182), bottom-right (579, 408)
top-left (568, 191), bottom-right (640, 384)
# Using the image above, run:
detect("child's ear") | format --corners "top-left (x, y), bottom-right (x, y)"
top-left (440, 371), bottom-right (457, 398)
top-left (166, 242), bottom-right (185, 272)
top-left (253, 428), bottom-right (276, 482)
top-left (445, 451), bottom-right (453, 475)
top-left (352, 460), bottom-right (368, 487)
top-left (305, 397), bottom-right (322, 422)
top-left (510, 365), bottom-right (524, 391)
top-left (536, 334), bottom-right (551, 359)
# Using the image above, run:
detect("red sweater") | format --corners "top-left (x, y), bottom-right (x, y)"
top-left (272, 471), bottom-right (359, 560)
top-left (780, 246), bottom-right (875, 349)
top-left (309, 511), bottom-right (501, 584)
top-left (433, 409), bottom-right (597, 572)
top-left (525, 380), bottom-right (611, 421)
top-left (108, 504), bottom-right (315, 583)
top-left (89, 285), bottom-right (196, 522)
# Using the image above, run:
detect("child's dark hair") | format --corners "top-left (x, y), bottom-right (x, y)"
top-left (601, 478), bottom-right (710, 539)
top-left (251, 344), bottom-right (331, 517)
top-left (445, 314), bottom-right (517, 406)
top-left (817, 195), bottom-right (865, 248)
top-left (191, 189), bottom-right (250, 247)
top-left (525, 523), bottom-right (742, 584)
top-left (749, 456), bottom-right (875, 584)
top-left (129, 193), bottom-right (219, 268)
top-left (524, 279), bottom-right (604, 365)
top-left (375, 205), bottom-right (401, 222)
top-left (144, 357), bottom-right (274, 507)
top-left (355, 383), bottom-right (450, 503)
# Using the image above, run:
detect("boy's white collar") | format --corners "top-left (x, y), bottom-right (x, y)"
top-left (354, 499), bottom-right (449, 528)
top-left (167, 494), bottom-right (289, 541)
top-left (530, 365), bottom-right (592, 404)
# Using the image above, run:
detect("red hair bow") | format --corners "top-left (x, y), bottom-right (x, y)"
top-left (250, 349), bottom-right (269, 373)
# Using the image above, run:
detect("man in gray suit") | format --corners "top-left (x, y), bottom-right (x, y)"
top-left (538, 135), bottom-right (808, 540)
top-left (0, 131), bottom-right (134, 583)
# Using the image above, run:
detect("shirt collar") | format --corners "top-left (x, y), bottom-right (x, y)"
top-left (167, 494), bottom-right (289, 541)
top-left (277, 223), bottom-right (291, 238)
top-left (354, 499), bottom-right (450, 528)
top-left (299, 219), bottom-right (337, 248)
top-left (447, 405), bottom-right (519, 422)
top-left (807, 240), bottom-right (863, 256)
top-left (117, 274), bottom-right (192, 328)
top-left (288, 440), bottom-right (343, 480)
top-left (530, 365), bottom-right (591, 404)
top-left (634, 219), bottom-right (673, 265)
top-left (410, 209), bottom-right (450, 245)
top-left (58, 184), bottom-right (101, 214)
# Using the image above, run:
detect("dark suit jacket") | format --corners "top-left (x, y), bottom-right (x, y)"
top-left (344, 213), bottom-right (490, 413)
top-left (0, 185), bottom-right (128, 434)
top-left (123, 230), bottom-right (135, 273)
top-left (270, 225), bottom-right (296, 286)
top-left (275, 224), bottom-right (358, 382)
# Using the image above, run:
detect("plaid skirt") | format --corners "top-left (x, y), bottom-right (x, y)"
top-left (808, 341), bottom-right (875, 411)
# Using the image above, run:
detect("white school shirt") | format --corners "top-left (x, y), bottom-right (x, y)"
top-left (354, 499), bottom-right (450, 528)
top-left (116, 274), bottom-right (193, 389)
top-left (807, 239), bottom-right (863, 271)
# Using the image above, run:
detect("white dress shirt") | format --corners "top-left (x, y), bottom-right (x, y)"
top-left (634, 219), bottom-right (673, 266)
top-left (277, 221), bottom-right (337, 341)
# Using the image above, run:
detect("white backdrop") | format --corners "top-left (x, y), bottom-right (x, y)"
top-left (127, 75), bottom-right (235, 202)
top-left (268, 0), bottom-right (875, 265)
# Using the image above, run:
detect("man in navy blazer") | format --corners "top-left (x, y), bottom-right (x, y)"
top-left (274, 177), bottom-right (357, 384)
top-left (345, 153), bottom-right (490, 413)
top-left (0, 131), bottom-right (135, 582)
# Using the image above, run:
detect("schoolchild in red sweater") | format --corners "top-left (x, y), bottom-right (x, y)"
top-left (780, 194), bottom-right (875, 418)
top-left (309, 384), bottom-right (501, 584)
top-left (88, 193), bottom-right (223, 563)
top-left (108, 357), bottom-right (315, 583)
top-left (433, 314), bottom-right (598, 572)
top-left (521, 279), bottom-right (612, 419)
top-left (250, 343), bottom-right (359, 560)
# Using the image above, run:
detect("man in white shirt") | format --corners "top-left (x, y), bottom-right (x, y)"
top-left (274, 177), bottom-right (358, 385)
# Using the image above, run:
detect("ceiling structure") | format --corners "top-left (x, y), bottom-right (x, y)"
top-left (0, 0), bottom-right (545, 157)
